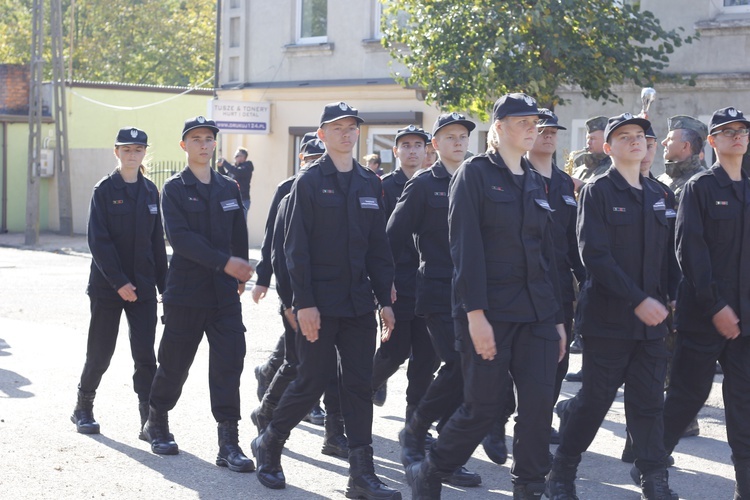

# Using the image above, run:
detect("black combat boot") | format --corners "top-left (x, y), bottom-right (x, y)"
top-left (138, 401), bottom-right (149, 437)
top-left (546, 452), bottom-right (581, 500)
top-left (71, 389), bottom-right (100, 434)
top-left (216, 420), bottom-right (255, 472)
top-left (254, 363), bottom-right (273, 402)
top-left (513, 482), bottom-right (546, 499)
top-left (251, 424), bottom-right (288, 489)
top-left (399, 409), bottom-right (432, 467)
top-left (140, 406), bottom-right (178, 455)
top-left (639, 468), bottom-right (678, 500)
top-left (346, 445), bottom-right (402, 499)
top-left (481, 419), bottom-right (508, 465)
top-left (406, 456), bottom-right (443, 500)
top-left (321, 412), bottom-right (349, 458)
top-left (735, 457), bottom-right (750, 500)
top-left (441, 466), bottom-right (481, 487)
top-left (372, 381), bottom-right (388, 407)
top-left (251, 401), bottom-right (274, 435)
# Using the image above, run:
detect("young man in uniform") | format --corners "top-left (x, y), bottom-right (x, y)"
top-left (251, 102), bottom-right (401, 500)
top-left (141, 117), bottom-right (255, 474)
top-left (548, 114), bottom-right (675, 500)
top-left (526, 109), bottom-right (585, 445)
top-left (662, 107), bottom-right (750, 500)
top-left (371, 125), bottom-right (437, 417)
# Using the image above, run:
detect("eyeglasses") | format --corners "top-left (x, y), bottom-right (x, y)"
top-left (711, 128), bottom-right (750, 138)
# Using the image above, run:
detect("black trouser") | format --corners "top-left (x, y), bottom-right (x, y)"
top-left (664, 331), bottom-right (750, 461)
top-left (415, 313), bottom-right (464, 426)
top-left (271, 313), bottom-right (376, 449)
top-left (553, 302), bottom-right (576, 404)
top-left (79, 296), bottom-right (157, 402)
top-left (430, 317), bottom-right (559, 485)
top-left (372, 313), bottom-right (437, 406)
top-left (263, 312), bottom-right (341, 415)
top-left (260, 333), bottom-right (286, 378)
top-left (557, 336), bottom-right (668, 474)
top-left (149, 304), bottom-right (246, 422)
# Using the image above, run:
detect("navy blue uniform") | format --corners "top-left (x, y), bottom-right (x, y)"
top-left (219, 160), bottom-right (253, 209)
top-left (557, 167), bottom-right (671, 475)
top-left (79, 169), bottom-right (167, 402)
top-left (270, 154), bottom-right (394, 450)
top-left (664, 164), bottom-right (750, 462)
top-left (430, 152), bottom-right (563, 486)
top-left (371, 168), bottom-right (436, 409)
top-left (149, 166), bottom-right (249, 422)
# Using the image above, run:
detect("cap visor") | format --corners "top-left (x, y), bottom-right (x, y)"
top-left (320, 115), bottom-right (365, 125)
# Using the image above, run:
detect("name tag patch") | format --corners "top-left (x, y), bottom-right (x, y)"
top-left (321, 189), bottom-right (335, 194)
top-left (112, 199), bottom-right (124, 205)
top-left (665, 209), bottom-right (676, 219)
top-left (535, 199), bottom-right (554, 211)
top-left (359, 197), bottom-right (379, 209)
top-left (220, 199), bottom-right (240, 211)
top-left (716, 201), bottom-right (729, 206)
top-left (613, 207), bottom-right (627, 213)
top-left (562, 195), bottom-right (577, 207)
top-left (434, 191), bottom-right (448, 197)
top-left (653, 199), bottom-right (666, 211)
top-left (490, 185), bottom-right (504, 191)
top-left (148, 204), bottom-right (158, 214)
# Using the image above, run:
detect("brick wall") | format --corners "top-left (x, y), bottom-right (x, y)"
top-left (0, 64), bottom-right (30, 115)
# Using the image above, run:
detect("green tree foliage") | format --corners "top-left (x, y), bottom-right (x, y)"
top-left (382, 0), bottom-right (695, 117)
top-left (0, 0), bottom-right (215, 87)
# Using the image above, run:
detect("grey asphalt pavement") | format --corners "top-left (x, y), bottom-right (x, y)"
top-left (0, 232), bottom-right (738, 499)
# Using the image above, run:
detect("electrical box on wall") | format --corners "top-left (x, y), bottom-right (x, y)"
top-left (39, 149), bottom-right (55, 177)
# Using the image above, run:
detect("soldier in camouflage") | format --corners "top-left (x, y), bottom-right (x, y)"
top-left (657, 115), bottom-right (708, 205)
top-left (568, 116), bottom-right (611, 190)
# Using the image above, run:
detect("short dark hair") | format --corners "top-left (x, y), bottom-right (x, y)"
top-left (236, 147), bottom-right (249, 157)
top-left (681, 129), bottom-right (704, 156)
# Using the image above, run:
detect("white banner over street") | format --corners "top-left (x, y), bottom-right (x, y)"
top-left (212, 100), bottom-right (270, 134)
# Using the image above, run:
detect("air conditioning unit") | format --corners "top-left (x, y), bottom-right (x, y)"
top-left (39, 149), bottom-right (55, 177)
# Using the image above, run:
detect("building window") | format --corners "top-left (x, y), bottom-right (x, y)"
top-left (722, 0), bottom-right (750, 12)
top-left (296, 0), bottom-right (327, 44)
top-left (229, 56), bottom-right (240, 82)
top-left (229, 0), bottom-right (241, 8)
top-left (229, 17), bottom-right (241, 48)
top-left (374, 1), bottom-right (384, 39)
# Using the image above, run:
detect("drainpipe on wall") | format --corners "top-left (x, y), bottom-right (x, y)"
top-left (1, 121), bottom-right (7, 233)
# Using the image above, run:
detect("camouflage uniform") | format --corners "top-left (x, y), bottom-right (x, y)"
top-left (567, 116), bottom-right (611, 182)
top-left (657, 155), bottom-right (705, 206)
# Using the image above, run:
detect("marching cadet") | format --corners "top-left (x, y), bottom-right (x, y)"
top-left (525, 109), bottom-right (586, 445)
top-left (407, 93), bottom-right (566, 500)
top-left (251, 102), bottom-right (400, 500)
top-left (658, 115), bottom-right (708, 205)
top-left (250, 138), bottom-right (348, 459)
top-left (662, 106), bottom-right (750, 500)
top-left (371, 125), bottom-right (437, 419)
top-left (548, 114), bottom-right (676, 500)
top-left (141, 117), bottom-right (256, 474)
top-left (71, 127), bottom-right (167, 436)
top-left (389, 114), bottom-right (485, 488)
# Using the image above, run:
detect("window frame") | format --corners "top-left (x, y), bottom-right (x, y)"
top-left (296, 0), bottom-right (328, 45)
top-left (721, 0), bottom-right (750, 14)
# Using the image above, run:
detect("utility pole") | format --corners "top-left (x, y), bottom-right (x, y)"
top-left (51, 0), bottom-right (73, 235)
top-left (25, 0), bottom-right (44, 245)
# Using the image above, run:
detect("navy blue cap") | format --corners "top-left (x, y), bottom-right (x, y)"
top-left (394, 125), bottom-right (429, 145)
top-left (182, 116), bottom-right (219, 140)
top-left (300, 138), bottom-right (326, 158)
top-left (537, 108), bottom-right (567, 130)
top-left (645, 126), bottom-right (657, 139)
top-left (320, 102), bottom-right (364, 126)
top-left (432, 112), bottom-right (476, 136)
top-left (603, 113), bottom-right (651, 143)
top-left (115, 127), bottom-right (148, 146)
top-left (709, 106), bottom-right (750, 134)
top-left (493, 93), bottom-right (541, 121)
top-left (301, 132), bottom-right (318, 144)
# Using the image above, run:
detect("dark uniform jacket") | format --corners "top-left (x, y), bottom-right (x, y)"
top-left (576, 167), bottom-right (670, 339)
top-left (381, 168), bottom-right (419, 318)
top-left (387, 162), bottom-right (453, 316)
top-left (87, 169), bottom-right (167, 301)
top-left (160, 166), bottom-right (249, 308)
top-left (271, 194), bottom-right (293, 310)
top-left (674, 164), bottom-right (750, 337)
top-left (650, 173), bottom-right (680, 301)
top-left (219, 160), bottom-right (254, 202)
top-left (284, 154), bottom-right (394, 317)
top-left (529, 162), bottom-right (586, 304)
top-left (254, 176), bottom-right (295, 288)
top-left (449, 151), bottom-right (562, 325)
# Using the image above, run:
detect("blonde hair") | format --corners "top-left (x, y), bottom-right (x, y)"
top-left (486, 120), bottom-right (502, 154)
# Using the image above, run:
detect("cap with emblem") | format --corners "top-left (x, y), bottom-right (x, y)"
top-left (668, 115), bottom-right (707, 142)
top-left (493, 93), bottom-right (542, 121)
top-left (537, 108), bottom-right (567, 130)
top-left (182, 116), bottom-right (220, 140)
top-left (301, 132), bottom-right (318, 145)
top-left (320, 102), bottom-right (364, 126)
top-left (603, 113), bottom-right (651, 143)
top-left (585, 116), bottom-right (609, 133)
top-left (300, 138), bottom-right (326, 158)
top-left (115, 127), bottom-right (149, 147)
top-left (645, 126), bottom-right (657, 139)
top-left (394, 124), bottom-right (430, 145)
top-left (708, 107), bottom-right (750, 135)
top-left (432, 112), bottom-right (476, 136)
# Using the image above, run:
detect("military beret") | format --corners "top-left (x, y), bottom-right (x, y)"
top-left (668, 115), bottom-right (708, 142)
top-left (585, 116), bottom-right (609, 133)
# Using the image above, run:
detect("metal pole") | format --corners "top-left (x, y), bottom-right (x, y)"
top-left (51, 0), bottom-right (73, 235)
top-left (25, 0), bottom-right (44, 245)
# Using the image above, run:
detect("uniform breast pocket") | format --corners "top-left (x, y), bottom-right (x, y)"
top-left (604, 210), bottom-right (633, 247)
top-left (106, 202), bottom-right (133, 234)
top-left (314, 193), bottom-right (345, 230)
top-left (183, 199), bottom-right (207, 227)
top-left (484, 188), bottom-right (516, 222)
top-left (427, 194), bottom-right (449, 209)
top-left (707, 203), bottom-right (740, 246)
